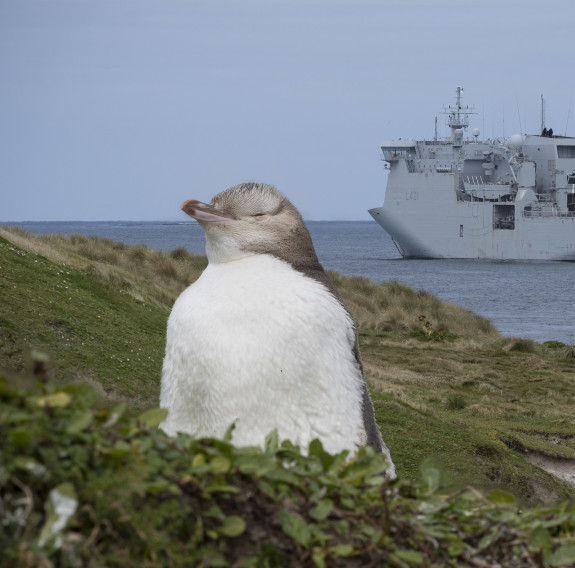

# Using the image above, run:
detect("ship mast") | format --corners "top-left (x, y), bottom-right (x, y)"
top-left (443, 86), bottom-right (476, 142)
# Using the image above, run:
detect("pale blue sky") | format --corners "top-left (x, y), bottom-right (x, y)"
top-left (1, 0), bottom-right (574, 221)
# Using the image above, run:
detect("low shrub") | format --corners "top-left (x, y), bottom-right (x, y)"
top-left (445, 393), bottom-right (468, 410)
top-left (506, 339), bottom-right (539, 354)
top-left (2, 373), bottom-right (575, 567)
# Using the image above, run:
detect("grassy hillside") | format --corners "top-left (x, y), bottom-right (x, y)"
top-left (1, 227), bottom-right (574, 505)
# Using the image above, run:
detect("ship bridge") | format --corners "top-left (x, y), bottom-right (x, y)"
top-left (381, 141), bottom-right (416, 161)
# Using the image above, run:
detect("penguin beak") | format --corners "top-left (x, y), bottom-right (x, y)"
top-left (181, 200), bottom-right (237, 223)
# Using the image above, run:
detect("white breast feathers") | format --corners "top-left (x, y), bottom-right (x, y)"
top-left (159, 254), bottom-right (365, 455)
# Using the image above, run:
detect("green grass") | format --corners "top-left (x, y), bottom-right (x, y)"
top-left (363, 336), bottom-right (575, 502)
top-left (329, 271), bottom-right (498, 338)
top-left (0, 235), bottom-right (169, 407)
top-left (1, 227), bottom-right (574, 505)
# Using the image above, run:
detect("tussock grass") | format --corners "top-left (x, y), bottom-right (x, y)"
top-left (505, 338), bottom-right (540, 354)
top-left (0, 227), bottom-right (207, 309)
top-left (558, 345), bottom-right (575, 359)
top-left (445, 393), bottom-right (468, 410)
top-left (328, 271), bottom-right (498, 339)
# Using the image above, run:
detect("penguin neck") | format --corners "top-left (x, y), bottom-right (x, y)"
top-left (205, 233), bottom-right (255, 264)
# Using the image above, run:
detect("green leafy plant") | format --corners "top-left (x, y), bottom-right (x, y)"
top-left (2, 373), bottom-right (575, 567)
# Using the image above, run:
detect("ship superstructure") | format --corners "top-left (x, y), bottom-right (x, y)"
top-left (369, 87), bottom-right (575, 259)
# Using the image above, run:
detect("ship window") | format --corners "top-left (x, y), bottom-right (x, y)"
top-left (459, 224), bottom-right (463, 237)
top-left (493, 204), bottom-right (515, 230)
top-left (558, 146), bottom-right (575, 158)
top-left (381, 147), bottom-right (416, 160)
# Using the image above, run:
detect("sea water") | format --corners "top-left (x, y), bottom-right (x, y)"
top-left (3, 220), bottom-right (574, 344)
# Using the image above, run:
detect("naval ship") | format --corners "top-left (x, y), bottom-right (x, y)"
top-left (369, 87), bottom-right (575, 260)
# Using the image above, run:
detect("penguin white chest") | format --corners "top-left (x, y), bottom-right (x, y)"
top-left (160, 254), bottom-right (365, 453)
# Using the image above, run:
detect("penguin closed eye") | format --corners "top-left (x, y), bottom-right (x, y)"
top-left (160, 182), bottom-right (395, 478)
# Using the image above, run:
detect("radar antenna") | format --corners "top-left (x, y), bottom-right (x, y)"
top-left (442, 86), bottom-right (476, 140)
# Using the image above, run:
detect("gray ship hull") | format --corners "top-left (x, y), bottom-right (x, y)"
top-left (369, 202), bottom-right (575, 261)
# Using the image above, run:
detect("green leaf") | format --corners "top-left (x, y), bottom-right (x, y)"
top-left (30, 350), bottom-right (50, 364)
top-left (201, 551), bottom-right (227, 566)
top-left (204, 484), bottom-right (240, 494)
top-left (308, 438), bottom-right (326, 458)
top-left (109, 440), bottom-right (132, 459)
top-left (38, 483), bottom-right (78, 549)
top-left (138, 407), bottom-right (168, 428)
top-left (236, 454), bottom-right (276, 477)
top-left (104, 402), bottom-right (127, 428)
top-left (66, 410), bottom-right (93, 434)
top-left (144, 481), bottom-right (182, 495)
top-left (218, 515), bottom-right (246, 537)
top-left (265, 429), bottom-right (280, 452)
top-left (277, 510), bottom-right (311, 547)
top-left (486, 489), bottom-right (516, 505)
top-left (312, 550), bottom-right (326, 568)
top-left (209, 456), bottom-right (231, 474)
top-left (529, 525), bottom-right (553, 552)
top-left (339, 457), bottom-right (385, 484)
top-left (265, 468), bottom-right (304, 488)
top-left (542, 513), bottom-right (572, 529)
top-left (420, 458), bottom-right (441, 494)
top-left (4, 410), bottom-right (32, 424)
top-left (309, 499), bottom-right (334, 521)
top-left (13, 456), bottom-right (47, 477)
top-left (192, 453), bottom-right (206, 466)
top-left (9, 429), bottom-right (32, 446)
top-left (61, 382), bottom-right (97, 408)
top-left (36, 392), bottom-right (72, 408)
top-left (478, 528), bottom-right (501, 551)
top-left (329, 544), bottom-right (354, 557)
top-left (309, 438), bottom-right (340, 470)
top-left (393, 550), bottom-right (425, 565)
top-left (447, 541), bottom-right (464, 557)
top-left (222, 421), bottom-right (236, 442)
top-left (549, 544), bottom-right (575, 567)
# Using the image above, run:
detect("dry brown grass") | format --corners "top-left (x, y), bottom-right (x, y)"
top-left (328, 272), bottom-right (498, 339)
top-left (0, 227), bottom-right (207, 309)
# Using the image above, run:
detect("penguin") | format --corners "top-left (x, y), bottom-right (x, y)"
top-left (159, 182), bottom-right (395, 476)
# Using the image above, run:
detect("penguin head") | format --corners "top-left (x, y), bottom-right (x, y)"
top-left (182, 182), bottom-right (320, 269)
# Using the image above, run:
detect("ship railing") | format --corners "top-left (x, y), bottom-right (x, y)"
top-left (523, 209), bottom-right (575, 218)
top-left (421, 140), bottom-right (456, 145)
top-left (535, 193), bottom-right (554, 202)
top-left (463, 175), bottom-right (486, 185)
top-left (463, 176), bottom-right (512, 190)
top-left (514, 154), bottom-right (529, 163)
